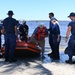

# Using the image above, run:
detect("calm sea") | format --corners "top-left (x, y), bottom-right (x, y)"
top-left (25, 20), bottom-right (70, 37)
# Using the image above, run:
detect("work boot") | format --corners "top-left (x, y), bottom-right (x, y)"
top-left (9, 59), bottom-right (17, 63)
top-left (65, 60), bottom-right (72, 64)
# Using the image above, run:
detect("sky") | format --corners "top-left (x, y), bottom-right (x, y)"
top-left (0, 0), bottom-right (75, 21)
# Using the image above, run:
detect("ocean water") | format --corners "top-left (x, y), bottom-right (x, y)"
top-left (25, 20), bottom-right (69, 37)
top-left (1, 21), bottom-right (70, 52)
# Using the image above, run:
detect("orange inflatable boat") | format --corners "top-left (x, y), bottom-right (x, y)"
top-left (1, 40), bottom-right (41, 57)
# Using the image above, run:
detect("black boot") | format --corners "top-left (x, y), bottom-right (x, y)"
top-left (65, 56), bottom-right (72, 64)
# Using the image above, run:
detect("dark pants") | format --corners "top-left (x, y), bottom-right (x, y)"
top-left (52, 35), bottom-right (61, 58)
top-left (49, 34), bottom-right (54, 54)
top-left (49, 34), bottom-right (61, 58)
top-left (0, 35), bottom-right (1, 50)
top-left (68, 35), bottom-right (75, 57)
top-left (4, 33), bottom-right (16, 61)
top-left (20, 34), bottom-right (28, 42)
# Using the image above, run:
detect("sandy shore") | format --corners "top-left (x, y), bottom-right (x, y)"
top-left (0, 38), bottom-right (75, 75)
top-left (0, 53), bottom-right (75, 75)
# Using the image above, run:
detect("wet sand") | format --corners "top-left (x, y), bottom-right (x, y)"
top-left (0, 38), bottom-right (75, 75)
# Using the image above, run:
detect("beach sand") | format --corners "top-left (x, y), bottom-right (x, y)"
top-left (0, 38), bottom-right (75, 75)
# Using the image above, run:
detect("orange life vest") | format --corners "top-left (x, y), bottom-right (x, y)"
top-left (35, 27), bottom-right (46, 40)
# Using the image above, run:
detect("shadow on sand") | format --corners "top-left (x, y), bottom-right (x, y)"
top-left (0, 51), bottom-right (75, 75)
top-left (0, 56), bottom-right (52, 75)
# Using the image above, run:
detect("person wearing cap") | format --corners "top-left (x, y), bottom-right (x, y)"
top-left (48, 12), bottom-right (60, 59)
top-left (19, 21), bottom-right (29, 42)
top-left (28, 24), bottom-right (48, 58)
top-left (65, 12), bottom-right (75, 63)
top-left (50, 19), bottom-right (61, 60)
top-left (2, 10), bottom-right (17, 62)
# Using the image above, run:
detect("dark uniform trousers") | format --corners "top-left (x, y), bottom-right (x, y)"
top-left (49, 34), bottom-right (54, 54)
top-left (52, 35), bottom-right (61, 58)
top-left (68, 35), bottom-right (75, 57)
top-left (20, 33), bottom-right (28, 42)
top-left (5, 33), bottom-right (16, 61)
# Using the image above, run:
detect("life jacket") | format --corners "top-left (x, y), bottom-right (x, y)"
top-left (35, 27), bottom-right (46, 40)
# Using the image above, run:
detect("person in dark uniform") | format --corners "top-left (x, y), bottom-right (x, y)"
top-left (48, 12), bottom-right (58, 58)
top-left (50, 19), bottom-right (61, 60)
top-left (0, 21), bottom-right (4, 58)
top-left (19, 21), bottom-right (29, 42)
top-left (0, 22), bottom-right (2, 51)
top-left (2, 10), bottom-right (18, 62)
top-left (65, 12), bottom-right (75, 63)
top-left (16, 20), bottom-right (21, 39)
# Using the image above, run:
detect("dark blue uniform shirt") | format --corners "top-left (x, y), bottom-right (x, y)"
top-left (3, 17), bottom-right (17, 33)
top-left (68, 20), bottom-right (75, 35)
top-left (49, 17), bottom-right (57, 34)
top-left (52, 24), bottom-right (60, 35)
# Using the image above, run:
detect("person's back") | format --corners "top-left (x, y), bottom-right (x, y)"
top-left (2, 10), bottom-right (17, 62)
top-left (3, 17), bottom-right (16, 34)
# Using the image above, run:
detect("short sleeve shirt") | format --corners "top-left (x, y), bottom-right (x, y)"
top-left (52, 24), bottom-right (60, 35)
top-left (68, 21), bottom-right (75, 35)
top-left (3, 17), bottom-right (17, 33)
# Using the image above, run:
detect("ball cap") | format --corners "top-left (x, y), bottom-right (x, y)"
top-left (68, 12), bottom-right (75, 17)
top-left (7, 10), bottom-right (14, 15)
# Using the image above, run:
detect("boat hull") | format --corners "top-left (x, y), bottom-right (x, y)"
top-left (1, 40), bottom-right (41, 57)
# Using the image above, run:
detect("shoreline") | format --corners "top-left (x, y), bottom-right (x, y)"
top-left (0, 36), bottom-right (75, 75)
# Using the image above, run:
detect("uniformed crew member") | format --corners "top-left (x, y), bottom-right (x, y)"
top-left (2, 10), bottom-right (17, 62)
top-left (50, 19), bottom-right (61, 60)
top-left (65, 12), bottom-right (75, 63)
top-left (48, 12), bottom-right (58, 58)
top-left (19, 21), bottom-right (29, 42)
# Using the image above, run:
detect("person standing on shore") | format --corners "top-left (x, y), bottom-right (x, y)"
top-left (65, 12), bottom-right (75, 63)
top-left (0, 22), bottom-right (3, 51)
top-left (50, 19), bottom-right (61, 60)
top-left (48, 12), bottom-right (60, 59)
top-left (2, 10), bottom-right (18, 62)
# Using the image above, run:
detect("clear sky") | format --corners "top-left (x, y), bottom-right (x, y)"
top-left (0, 0), bottom-right (75, 21)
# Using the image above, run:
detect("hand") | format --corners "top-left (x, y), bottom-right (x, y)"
top-left (65, 37), bottom-right (68, 42)
top-left (57, 38), bottom-right (59, 42)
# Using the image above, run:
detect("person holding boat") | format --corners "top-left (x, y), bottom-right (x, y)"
top-left (2, 10), bottom-right (17, 62)
top-left (65, 12), bottom-right (75, 63)
top-left (19, 21), bottom-right (29, 42)
top-left (28, 24), bottom-right (48, 58)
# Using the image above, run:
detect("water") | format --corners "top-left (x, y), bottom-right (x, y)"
top-left (25, 20), bottom-right (69, 37)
